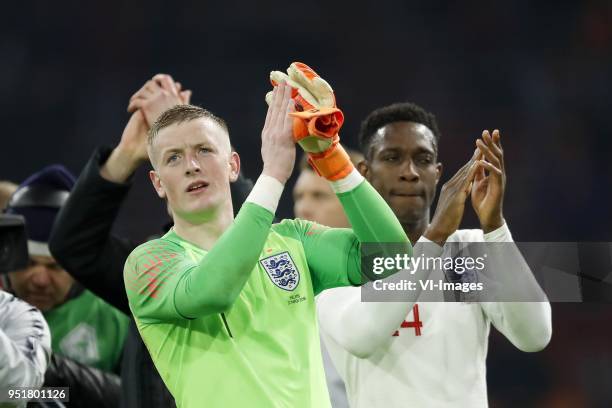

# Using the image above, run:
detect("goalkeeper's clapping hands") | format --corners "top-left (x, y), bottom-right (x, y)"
top-left (260, 81), bottom-right (296, 185)
top-left (266, 62), bottom-right (353, 181)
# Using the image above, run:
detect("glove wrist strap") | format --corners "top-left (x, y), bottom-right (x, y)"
top-left (308, 142), bottom-right (354, 181)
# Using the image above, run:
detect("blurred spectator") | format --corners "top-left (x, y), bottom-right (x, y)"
top-left (1, 166), bottom-right (125, 408)
top-left (2, 165), bottom-right (129, 374)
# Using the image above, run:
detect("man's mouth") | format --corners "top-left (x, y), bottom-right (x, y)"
top-left (28, 293), bottom-right (52, 302)
top-left (186, 181), bottom-right (209, 193)
top-left (390, 190), bottom-right (423, 198)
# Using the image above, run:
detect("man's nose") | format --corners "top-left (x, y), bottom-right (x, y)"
top-left (185, 154), bottom-right (201, 175)
top-left (30, 267), bottom-right (52, 287)
top-left (399, 160), bottom-right (419, 181)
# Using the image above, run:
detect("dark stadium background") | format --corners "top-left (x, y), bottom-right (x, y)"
top-left (1, 0), bottom-right (611, 405)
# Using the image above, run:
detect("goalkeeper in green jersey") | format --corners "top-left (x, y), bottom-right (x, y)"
top-left (123, 63), bottom-right (410, 408)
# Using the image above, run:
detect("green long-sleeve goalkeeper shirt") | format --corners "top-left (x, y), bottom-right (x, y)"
top-left (124, 177), bottom-right (409, 408)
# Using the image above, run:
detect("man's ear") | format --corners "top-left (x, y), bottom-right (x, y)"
top-left (149, 170), bottom-right (167, 199)
top-left (435, 162), bottom-right (443, 185)
top-left (229, 151), bottom-right (240, 182)
top-left (357, 160), bottom-right (369, 179)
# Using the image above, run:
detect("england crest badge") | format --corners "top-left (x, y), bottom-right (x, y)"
top-left (260, 251), bottom-right (300, 291)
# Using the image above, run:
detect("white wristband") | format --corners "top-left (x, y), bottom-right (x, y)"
top-left (329, 168), bottom-right (364, 194)
top-left (245, 174), bottom-right (284, 214)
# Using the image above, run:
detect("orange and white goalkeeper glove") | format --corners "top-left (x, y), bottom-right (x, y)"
top-left (265, 62), bottom-right (353, 181)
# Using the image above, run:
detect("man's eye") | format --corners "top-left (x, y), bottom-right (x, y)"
top-left (417, 155), bottom-right (434, 165)
top-left (383, 155), bottom-right (398, 162)
top-left (199, 147), bottom-right (212, 154)
top-left (167, 154), bottom-right (179, 164)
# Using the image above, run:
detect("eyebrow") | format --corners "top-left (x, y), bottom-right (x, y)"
top-left (161, 143), bottom-right (211, 157)
top-left (412, 146), bottom-right (435, 155)
top-left (161, 147), bottom-right (182, 157)
top-left (377, 146), bottom-right (402, 154)
top-left (378, 145), bottom-right (435, 155)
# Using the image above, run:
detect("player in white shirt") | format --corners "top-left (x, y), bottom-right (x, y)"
top-left (317, 102), bottom-right (552, 408)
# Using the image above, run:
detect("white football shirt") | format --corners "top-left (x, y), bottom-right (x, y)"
top-left (317, 224), bottom-right (551, 408)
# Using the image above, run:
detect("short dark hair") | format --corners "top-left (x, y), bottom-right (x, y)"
top-left (358, 102), bottom-right (441, 159)
top-left (148, 104), bottom-right (229, 147)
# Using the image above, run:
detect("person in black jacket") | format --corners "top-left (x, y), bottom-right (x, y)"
top-left (49, 74), bottom-right (254, 407)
